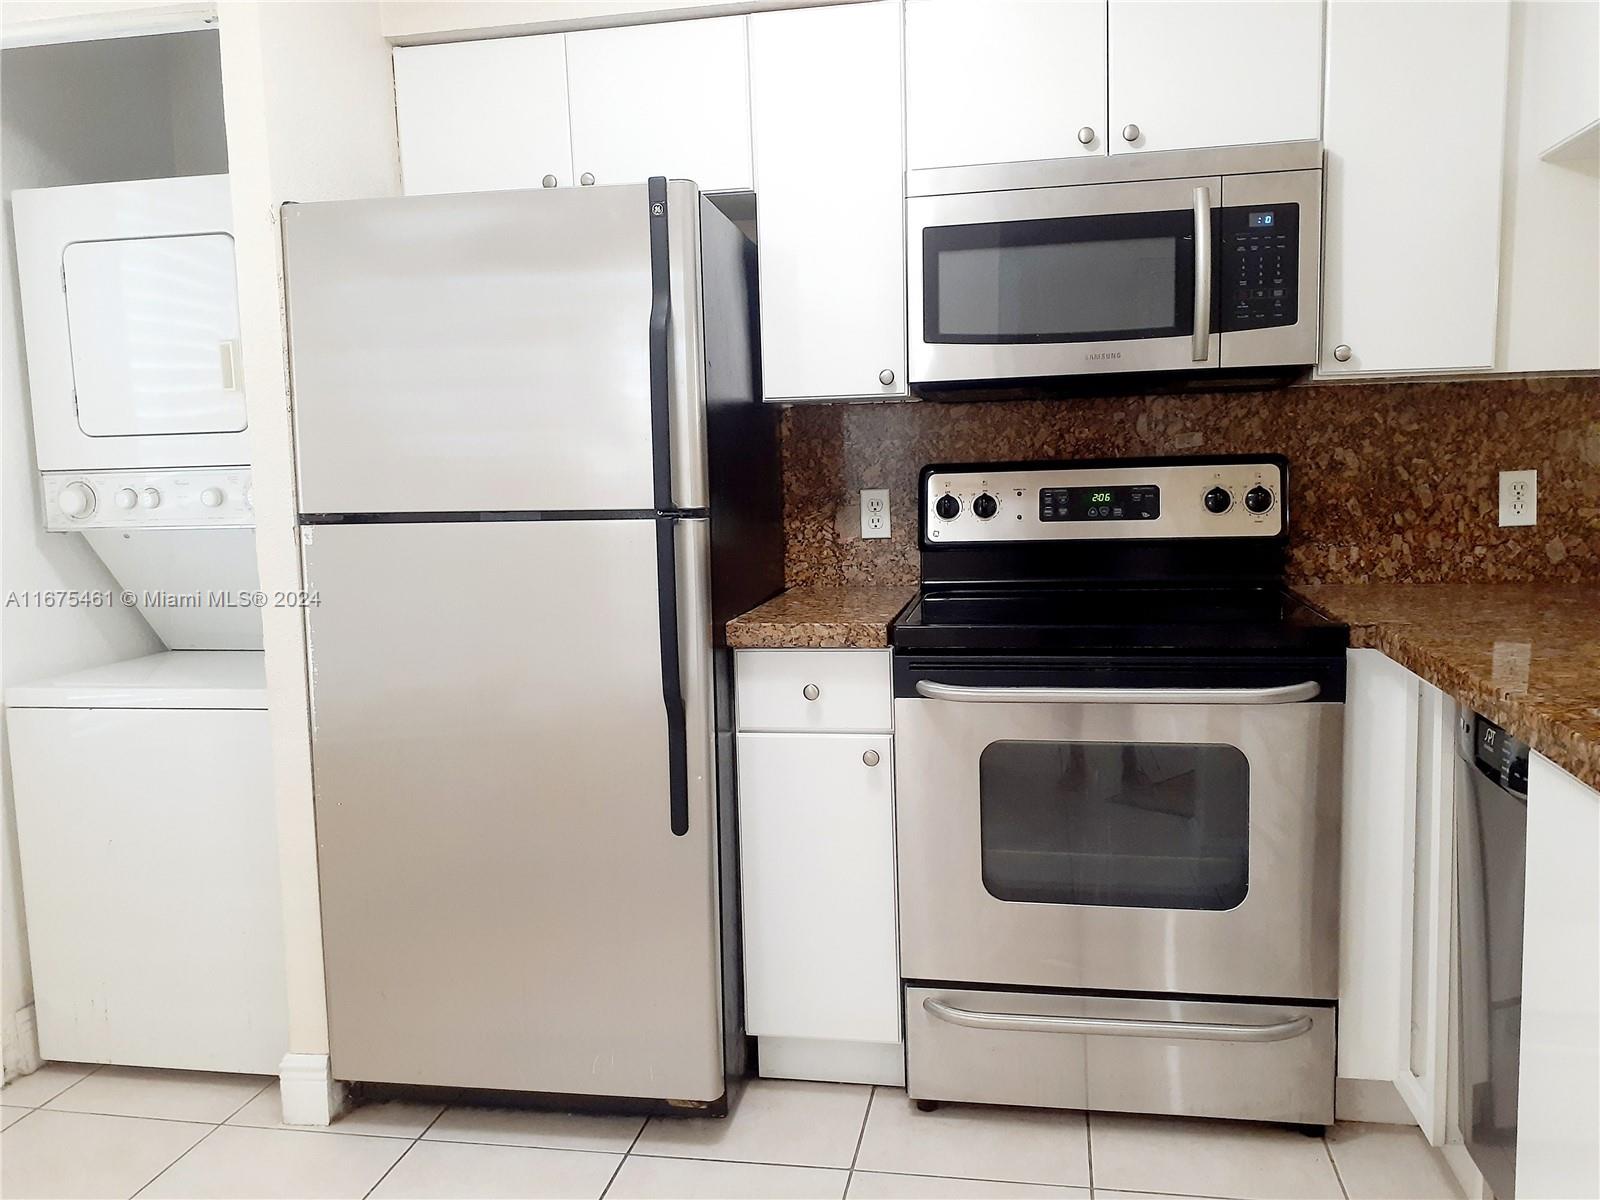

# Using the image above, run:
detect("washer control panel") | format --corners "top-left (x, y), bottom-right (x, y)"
top-left (42, 467), bottom-right (253, 531)
top-left (924, 460), bottom-right (1283, 544)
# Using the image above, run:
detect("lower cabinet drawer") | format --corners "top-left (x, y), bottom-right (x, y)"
top-left (906, 986), bottom-right (1335, 1126)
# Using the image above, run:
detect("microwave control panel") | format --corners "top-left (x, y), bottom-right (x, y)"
top-left (1219, 203), bottom-right (1299, 332)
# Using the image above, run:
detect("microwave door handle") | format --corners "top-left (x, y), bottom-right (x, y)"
top-left (1192, 184), bottom-right (1211, 362)
top-left (913, 680), bottom-right (1320, 705)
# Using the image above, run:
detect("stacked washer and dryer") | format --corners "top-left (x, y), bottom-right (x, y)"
top-left (6, 175), bottom-right (287, 1073)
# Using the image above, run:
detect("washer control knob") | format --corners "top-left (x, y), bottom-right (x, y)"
top-left (972, 493), bottom-right (998, 519)
top-left (934, 494), bottom-right (961, 520)
top-left (115, 487), bottom-right (138, 510)
top-left (141, 488), bottom-right (162, 509)
top-left (1203, 486), bottom-right (1233, 514)
top-left (1244, 485), bottom-right (1275, 514)
top-left (58, 482), bottom-right (95, 518)
top-left (200, 487), bottom-right (224, 508)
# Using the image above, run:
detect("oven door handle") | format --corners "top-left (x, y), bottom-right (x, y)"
top-left (923, 997), bottom-right (1313, 1044)
top-left (912, 680), bottom-right (1321, 705)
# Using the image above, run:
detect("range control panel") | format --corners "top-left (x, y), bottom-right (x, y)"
top-left (924, 460), bottom-right (1284, 544)
top-left (42, 467), bottom-right (254, 532)
top-left (1219, 203), bottom-right (1299, 332)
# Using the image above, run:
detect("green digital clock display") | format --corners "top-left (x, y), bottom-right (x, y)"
top-left (1039, 484), bottom-right (1161, 522)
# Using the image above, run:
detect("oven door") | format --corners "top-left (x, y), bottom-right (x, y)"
top-left (894, 671), bottom-right (1341, 1000)
top-left (907, 176), bottom-right (1221, 385)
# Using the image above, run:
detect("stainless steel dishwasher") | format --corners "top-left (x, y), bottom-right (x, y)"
top-left (1456, 711), bottom-right (1529, 1200)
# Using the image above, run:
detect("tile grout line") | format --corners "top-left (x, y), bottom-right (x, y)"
top-left (361, 1102), bottom-right (454, 1200)
top-left (128, 1118), bottom-right (226, 1199)
top-left (597, 1111), bottom-right (649, 1200)
top-left (844, 1084), bottom-right (877, 1199)
top-left (4, 1062), bottom-right (105, 1110)
top-left (1321, 1132), bottom-right (1352, 1200)
top-left (1086, 1107), bottom-right (1095, 1196)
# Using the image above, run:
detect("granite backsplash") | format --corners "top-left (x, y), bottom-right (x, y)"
top-left (779, 375), bottom-right (1600, 587)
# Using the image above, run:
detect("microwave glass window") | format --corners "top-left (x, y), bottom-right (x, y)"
top-left (923, 208), bottom-right (1198, 345)
top-left (978, 740), bottom-right (1249, 910)
top-left (937, 238), bottom-right (1177, 339)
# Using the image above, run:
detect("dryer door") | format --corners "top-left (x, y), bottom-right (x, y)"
top-left (63, 234), bottom-right (246, 438)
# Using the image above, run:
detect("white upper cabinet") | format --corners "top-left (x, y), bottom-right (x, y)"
top-left (394, 37), bottom-right (574, 195)
top-left (750, 0), bottom-right (906, 401)
top-left (565, 17), bottom-right (752, 192)
top-left (905, 0), bottom-right (1107, 169)
top-left (1320, 0), bottom-right (1510, 376)
top-left (1107, 2), bottom-right (1323, 154)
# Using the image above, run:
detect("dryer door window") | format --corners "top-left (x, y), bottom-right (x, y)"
top-left (63, 234), bottom-right (246, 438)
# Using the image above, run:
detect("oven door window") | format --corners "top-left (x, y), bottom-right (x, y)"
top-left (923, 209), bottom-right (1197, 345)
top-left (979, 740), bottom-right (1248, 910)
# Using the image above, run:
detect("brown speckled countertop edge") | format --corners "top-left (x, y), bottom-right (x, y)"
top-left (1293, 590), bottom-right (1599, 792)
top-left (725, 585), bottom-right (917, 650)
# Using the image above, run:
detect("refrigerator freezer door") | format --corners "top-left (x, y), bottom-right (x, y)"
top-left (302, 517), bottom-right (722, 1099)
top-left (283, 184), bottom-right (704, 515)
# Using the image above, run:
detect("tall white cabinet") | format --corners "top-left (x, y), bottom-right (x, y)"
top-left (749, 0), bottom-right (907, 402)
top-left (1319, 0), bottom-right (1512, 376)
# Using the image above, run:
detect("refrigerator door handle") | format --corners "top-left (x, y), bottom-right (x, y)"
top-left (656, 515), bottom-right (689, 836)
top-left (648, 177), bottom-right (689, 837)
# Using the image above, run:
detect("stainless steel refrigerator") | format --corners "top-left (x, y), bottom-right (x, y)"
top-left (281, 180), bottom-right (781, 1106)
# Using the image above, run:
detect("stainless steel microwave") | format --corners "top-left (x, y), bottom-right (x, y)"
top-left (906, 141), bottom-right (1322, 387)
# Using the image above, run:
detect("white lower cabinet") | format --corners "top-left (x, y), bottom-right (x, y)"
top-left (734, 649), bottom-right (902, 1085)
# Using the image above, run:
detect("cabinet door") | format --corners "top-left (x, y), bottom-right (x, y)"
top-left (1320, 0), bottom-right (1511, 375)
top-left (1517, 755), bottom-right (1600, 1200)
top-left (393, 37), bottom-right (573, 195)
top-left (905, 0), bottom-right (1106, 169)
top-left (1107, 2), bottom-right (1323, 155)
top-left (750, 0), bottom-right (906, 401)
top-left (566, 16), bottom-right (752, 191)
top-left (738, 732), bottom-right (899, 1044)
top-left (1397, 682), bottom-right (1457, 1144)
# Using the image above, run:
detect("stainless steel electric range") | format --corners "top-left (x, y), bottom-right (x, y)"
top-left (891, 455), bottom-right (1348, 1129)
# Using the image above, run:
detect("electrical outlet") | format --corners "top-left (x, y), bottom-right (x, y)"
top-left (1498, 470), bottom-right (1537, 527)
top-left (860, 488), bottom-right (891, 539)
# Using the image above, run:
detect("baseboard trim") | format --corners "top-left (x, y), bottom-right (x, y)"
top-left (2, 1005), bottom-right (42, 1083)
top-left (278, 1052), bottom-right (346, 1127)
top-left (1336, 1076), bottom-right (1418, 1125)
top-left (756, 1037), bottom-right (904, 1087)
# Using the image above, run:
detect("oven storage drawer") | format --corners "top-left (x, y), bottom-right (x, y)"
top-left (905, 986), bottom-right (1335, 1125)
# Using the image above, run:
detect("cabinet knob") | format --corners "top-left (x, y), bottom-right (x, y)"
top-left (862, 749), bottom-right (880, 767)
top-left (878, 368), bottom-right (895, 386)
top-left (1121, 124), bottom-right (1141, 143)
top-left (579, 172), bottom-right (596, 186)
top-left (802, 684), bottom-right (820, 701)
top-left (1076, 126), bottom-right (1096, 146)
top-left (1333, 344), bottom-right (1352, 362)
top-left (541, 174), bottom-right (558, 188)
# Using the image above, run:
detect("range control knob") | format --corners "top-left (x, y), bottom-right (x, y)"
top-left (1244, 485), bottom-right (1275, 514)
top-left (934, 494), bottom-right (961, 520)
top-left (972, 493), bottom-right (998, 519)
top-left (1203, 486), bottom-right (1233, 514)
top-left (141, 488), bottom-right (162, 509)
top-left (200, 487), bottom-right (224, 508)
top-left (115, 487), bottom-right (138, 510)
top-left (58, 481), bottom-right (95, 518)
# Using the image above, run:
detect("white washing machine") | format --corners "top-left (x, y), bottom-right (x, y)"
top-left (7, 174), bottom-right (286, 1072)
top-left (6, 655), bottom-right (286, 1073)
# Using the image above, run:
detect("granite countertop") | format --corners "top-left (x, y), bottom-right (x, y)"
top-left (725, 585), bottom-right (916, 650)
top-left (1295, 583), bottom-right (1600, 790)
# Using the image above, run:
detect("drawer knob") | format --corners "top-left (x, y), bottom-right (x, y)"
top-left (541, 174), bottom-right (558, 189)
top-left (579, 172), bottom-right (596, 186)
top-left (862, 749), bottom-right (880, 767)
top-left (802, 684), bottom-right (820, 701)
top-left (1122, 123), bottom-right (1141, 143)
top-left (1333, 344), bottom-right (1352, 362)
top-left (1076, 126), bottom-right (1095, 145)
top-left (879, 368), bottom-right (895, 386)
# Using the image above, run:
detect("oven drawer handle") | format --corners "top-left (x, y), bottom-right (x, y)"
top-left (913, 680), bottom-right (1321, 705)
top-left (923, 997), bottom-right (1313, 1044)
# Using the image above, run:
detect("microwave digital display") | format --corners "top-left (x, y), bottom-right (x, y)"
top-left (1248, 212), bottom-right (1276, 228)
top-left (1040, 484), bottom-right (1160, 522)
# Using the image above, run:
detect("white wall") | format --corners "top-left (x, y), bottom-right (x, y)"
top-left (217, 0), bottom-right (399, 1092)
top-left (1496, 0), bottom-right (1600, 372)
top-left (380, 0), bottom-right (853, 42)
top-left (0, 30), bottom-right (227, 1080)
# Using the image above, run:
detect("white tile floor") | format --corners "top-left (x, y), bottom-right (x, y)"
top-left (0, 1064), bottom-right (1466, 1200)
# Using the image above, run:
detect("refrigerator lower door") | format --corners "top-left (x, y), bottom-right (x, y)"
top-left (302, 517), bottom-right (722, 1100)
